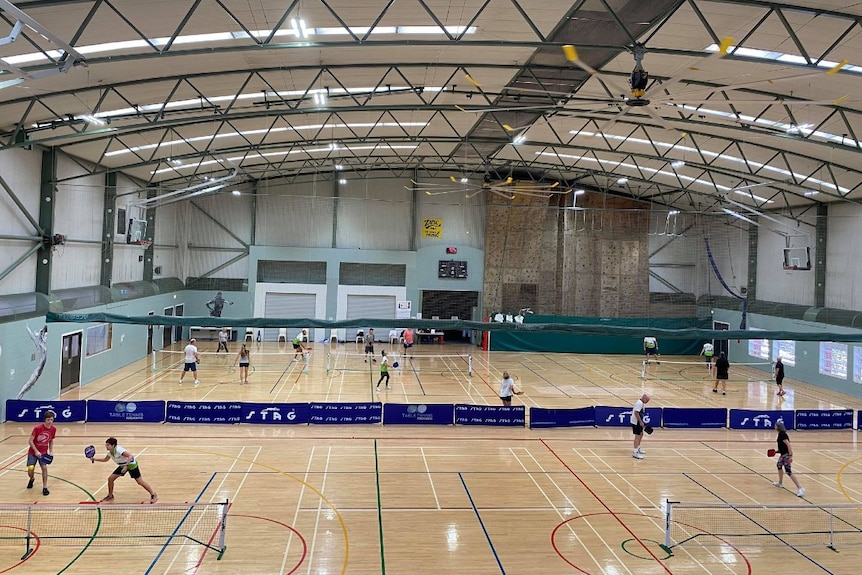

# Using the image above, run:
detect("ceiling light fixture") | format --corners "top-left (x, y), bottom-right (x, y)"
top-left (671, 160), bottom-right (685, 169)
top-left (616, 177), bottom-right (628, 185)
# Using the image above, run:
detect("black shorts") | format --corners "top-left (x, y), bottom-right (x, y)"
top-left (403, 342), bottom-right (413, 349)
top-left (631, 423), bottom-right (644, 435)
top-left (716, 374), bottom-right (728, 380)
top-left (293, 343), bottom-right (302, 350)
top-left (113, 465), bottom-right (142, 479)
top-left (183, 362), bottom-right (197, 372)
top-left (645, 349), bottom-right (658, 356)
top-left (775, 375), bottom-right (784, 385)
top-left (364, 344), bottom-right (374, 353)
top-left (500, 395), bottom-right (513, 402)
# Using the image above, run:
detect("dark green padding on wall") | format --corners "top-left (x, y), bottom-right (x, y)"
top-left (489, 316), bottom-right (706, 354)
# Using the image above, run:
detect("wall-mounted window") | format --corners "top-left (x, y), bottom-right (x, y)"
top-left (86, 324), bottom-right (112, 357)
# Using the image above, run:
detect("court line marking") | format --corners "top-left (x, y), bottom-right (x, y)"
top-left (374, 440), bottom-right (387, 575)
top-left (281, 445), bottom-right (316, 574)
top-left (540, 439), bottom-right (673, 575)
top-left (459, 472), bottom-right (505, 574)
top-left (419, 446), bottom-right (440, 510)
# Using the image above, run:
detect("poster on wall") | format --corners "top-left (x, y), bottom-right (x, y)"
top-left (772, 340), bottom-right (796, 366)
top-left (819, 342), bottom-right (848, 379)
top-left (422, 218), bottom-right (442, 238)
top-left (396, 301), bottom-right (412, 320)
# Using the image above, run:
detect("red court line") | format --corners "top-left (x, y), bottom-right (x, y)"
top-left (189, 513), bottom-right (307, 575)
top-left (0, 526), bottom-right (40, 573)
top-left (0, 455), bottom-right (26, 472)
top-left (540, 438), bottom-right (674, 575)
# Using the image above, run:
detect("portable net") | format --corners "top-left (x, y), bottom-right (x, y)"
top-left (641, 358), bottom-right (773, 381)
top-left (0, 501), bottom-right (228, 559)
top-left (327, 351), bottom-right (472, 376)
top-left (664, 500), bottom-right (862, 551)
top-left (152, 348), bottom-right (309, 374)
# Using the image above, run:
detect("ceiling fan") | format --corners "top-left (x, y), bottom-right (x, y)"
top-left (407, 173), bottom-right (572, 200)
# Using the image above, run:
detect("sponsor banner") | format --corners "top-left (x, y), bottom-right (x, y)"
top-left (795, 409), bottom-right (853, 430)
top-left (383, 403), bottom-right (454, 425)
top-left (662, 408), bottom-right (727, 429)
top-left (529, 407), bottom-right (596, 429)
top-left (165, 402), bottom-right (242, 424)
top-left (454, 404), bottom-right (526, 427)
top-left (594, 406), bottom-right (663, 427)
top-left (308, 402), bottom-right (382, 424)
top-left (729, 409), bottom-right (794, 430)
top-left (6, 400), bottom-right (86, 422)
top-left (87, 400), bottom-right (165, 423)
top-left (240, 403), bottom-right (310, 424)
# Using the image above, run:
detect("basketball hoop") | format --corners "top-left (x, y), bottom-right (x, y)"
top-left (137, 240), bottom-right (152, 250)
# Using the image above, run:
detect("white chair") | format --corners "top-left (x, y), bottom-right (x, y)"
top-left (355, 329), bottom-right (364, 344)
top-left (277, 328), bottom-right (287, 342)
top-left (245, 328), bottom-right (254, 342)
top-left (329, 332), bottom-right (339, 345)
top-left (300, 328), bottom-right (311, 343)
top-left (389, 330), bottom-right (402, 345)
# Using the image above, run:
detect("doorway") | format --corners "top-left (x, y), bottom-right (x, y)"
top-left (174, 304), bottom-right (184, 343)
top-left (713, 321), bottom-right (730, 359)
top-left (60, 331), bottom-right (82, 391)
top-left (163, 307), bottom-right (174, 348)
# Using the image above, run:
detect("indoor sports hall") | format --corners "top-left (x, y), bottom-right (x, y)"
top-left (2, 0), bottom-right (862, 574)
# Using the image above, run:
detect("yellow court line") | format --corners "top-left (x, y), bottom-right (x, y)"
top-left (836, 454), bottom-right (862, 504)
top-left (173, 445), bottom-right (349, 575)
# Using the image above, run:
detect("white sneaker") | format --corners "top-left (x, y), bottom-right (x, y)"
top-left (194, 379), bottom-right (200, 385)
top-left (773, 482), bottom-right (783, 488)
top-left (179, 379), bottom-right (183, 385)
top-left (797, 487), bottom-right (805, 497)
top-left (637, 447), bottom-right (646, 454)
top-left (632, 451), bottom-right (644, 459)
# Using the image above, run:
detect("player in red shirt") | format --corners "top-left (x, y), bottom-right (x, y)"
top-left (27, 410), bottom-right (57, 496)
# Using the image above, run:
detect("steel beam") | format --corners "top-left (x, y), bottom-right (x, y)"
top-left (35, 147), bottom-right (56, 294)
top-left (101, 171), bottom-right (116, 287)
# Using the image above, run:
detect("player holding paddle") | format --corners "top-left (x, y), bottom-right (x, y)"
top-left (772, 421), bottom-right (804, 497)
top-left (27, 410), bottom-right (56, 496)
top-left (500, 371), bottom-right (523, 406)
top-left (91, 438), bottom-right (158, 504)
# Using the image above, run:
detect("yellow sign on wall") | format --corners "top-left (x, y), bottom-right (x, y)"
top-left (422, 218), bottom-right (442, 238)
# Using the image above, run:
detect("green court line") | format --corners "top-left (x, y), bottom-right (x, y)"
top-left (374, 439), bottom-right (386, 575)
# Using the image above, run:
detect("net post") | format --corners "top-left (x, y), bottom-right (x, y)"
top-left (468, 354), bottom-right (473, 376)
top-left (326, 353), bottom-right (331, 373)
top-left (217, 499), bottom-right (228, 559)
top-left (151, 350), bottom-right (157, 372)
top-left (21, 504), bottom-right (33, 560)
top-left (641, 359), bottom-right (647, 379)
top-left (662, 499), bottom-right (674, 554)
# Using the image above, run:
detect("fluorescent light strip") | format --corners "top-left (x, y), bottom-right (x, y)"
top-left (3, 26), bottom-right (476, 66)
top-left (570, 130), bottom-right (847, 194)
top-left (41, 85), bottom-right (443, 127)
top-left (106, 122), bottom-right (428, 157)
top-left (150, 144), bottom-right (418, 174)
top-left (536, 150), bottom-right (773, 201)
top-left (706, 43), bottom-right (862, 75)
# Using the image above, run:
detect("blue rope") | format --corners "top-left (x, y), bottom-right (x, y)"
top-left (705, 238), bottom-right (747, 329)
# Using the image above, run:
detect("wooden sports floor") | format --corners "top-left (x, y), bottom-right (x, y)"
top-left (2, 340), bottom-right (862, 574)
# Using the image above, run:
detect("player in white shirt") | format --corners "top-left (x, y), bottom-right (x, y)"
top-left (643, 336), bottom-right (660, 364)
top-left (180, 338), bottom-right (200, 385)
top-left (499, 371), bottom-right (523, 406)
top-left (92, 437), bottom-right (158, 503)
top-left (700, 342), bottom-right (715, 373)
top-left (630, 393), bottom-right (650, 459)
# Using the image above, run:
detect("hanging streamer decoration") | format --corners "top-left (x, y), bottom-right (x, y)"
top-left (704, 238), bottom-right (748, 329)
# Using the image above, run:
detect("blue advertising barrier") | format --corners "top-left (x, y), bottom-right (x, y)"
top-left (729, 409), bottom-right (794, 430)
top-left (454, 404), bottom-right (526, 426)
top-left (309, 402), bottom-right (382, 424)
top-left (87, 400), bottom-right (165, 423)
top-left (529, 407), bottom-right (596, 429)
top-left (240, 403), bottom-right (310, 424)
top-left (383, 403), bottom-right (454, 425)
top-left (795, 409), bottom-right (853, 430)
top-left (166, 402), bottom-right (242, 424)
top-left (662, 408), bottom-right (727, 429)
top-left (594, 406), bottom-right (663, 428)
top-left (6, 400), bottom-right (87, 422)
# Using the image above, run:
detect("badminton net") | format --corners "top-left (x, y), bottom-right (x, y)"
top-left (327, 351), bottom-right (473, 376)
top-left (664, 500), bottom-right (862, 551)
top-left (0, 501), bottom-right (228, 559)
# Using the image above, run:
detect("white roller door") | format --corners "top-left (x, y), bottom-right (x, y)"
top-left (263, 292), bottom-right (317, 341)
top-left (346, 295), bottom-right (396, 342)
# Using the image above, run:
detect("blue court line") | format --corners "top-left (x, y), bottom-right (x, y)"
top-left (269, 361), bottom-right (297, 394)
top-left (459, 472), bottom-right (506, 574)
top-left (144, 471), bottom-right (219, 574)
top-left (683, 473), bottom-right (836, 574)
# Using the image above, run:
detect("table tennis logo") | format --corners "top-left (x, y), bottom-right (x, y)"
top-left (114, 402), bottom-right (137, 413)
top-left (16, 404), bottom-right (74, 420)
top-left (739, 414), bottom-right (781, 428)
top-left (606, 410), bottom-right (651, 425)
